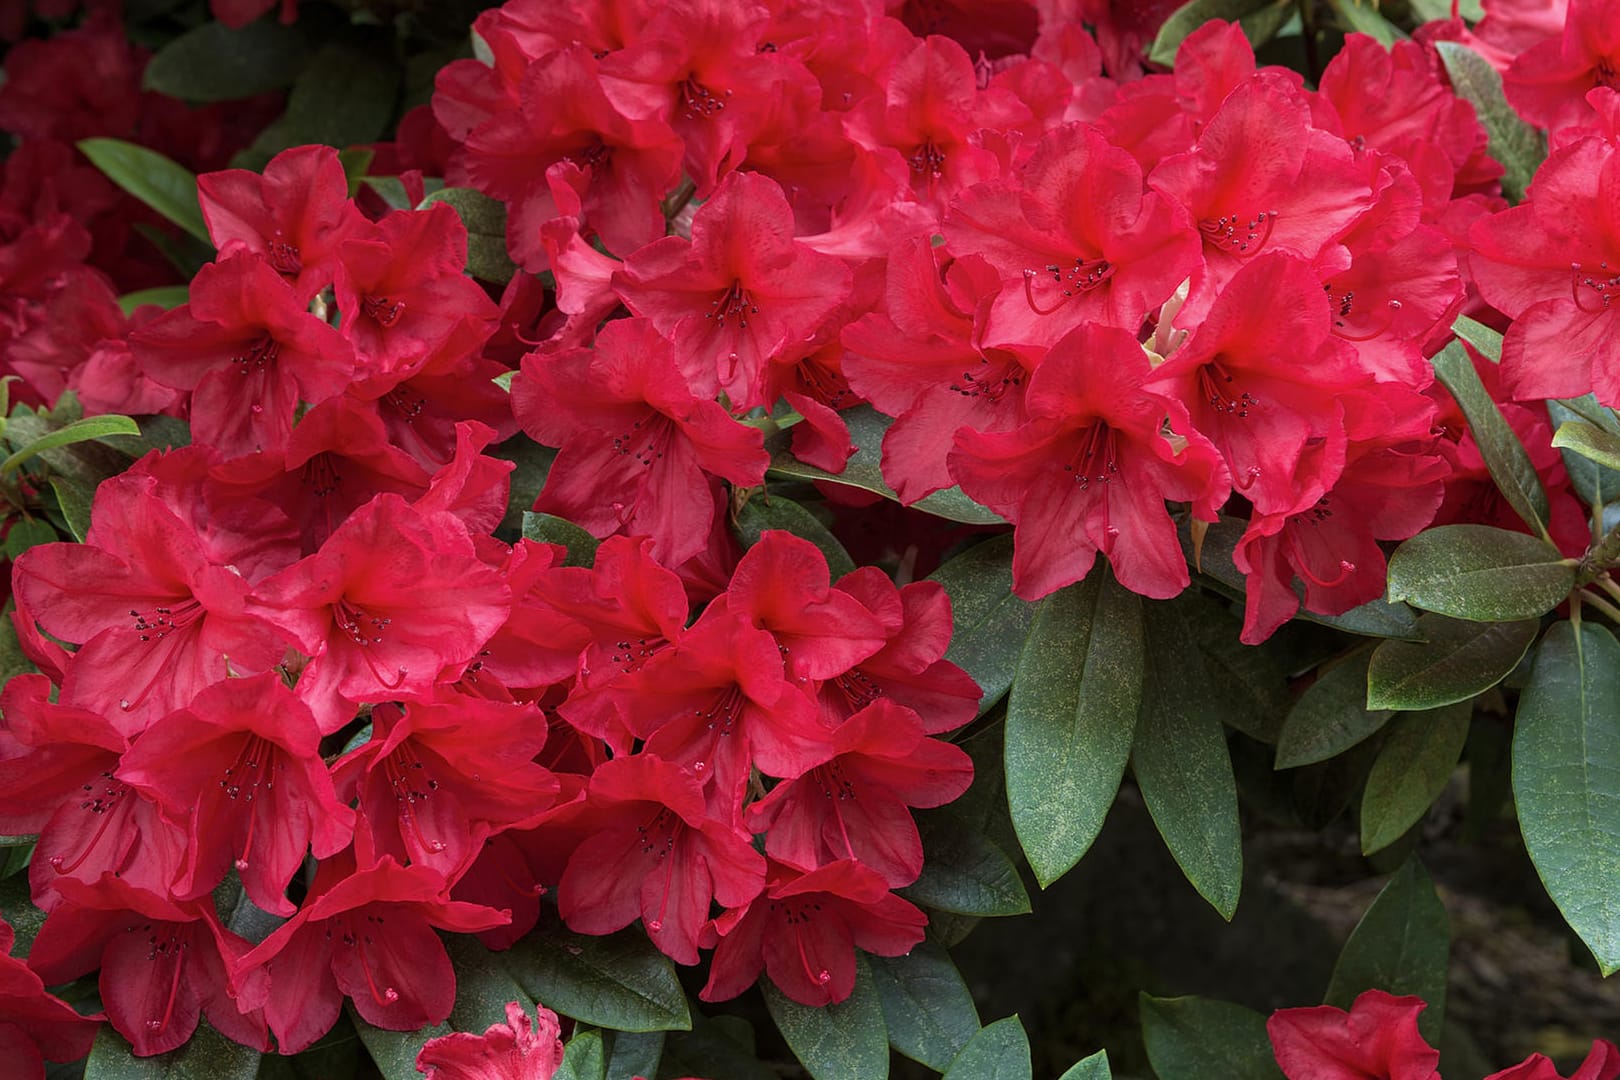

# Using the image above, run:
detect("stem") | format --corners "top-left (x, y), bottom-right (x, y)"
top-left (1580, 589), bottom-right (1620, 625)
top-left (1594, 575), bottom-right (1620, 607)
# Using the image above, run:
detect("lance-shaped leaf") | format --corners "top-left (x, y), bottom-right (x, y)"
top-left (1548, 399), bottom-right (1620, 507)
top-left (1386, 525), bottom-right (1573, 621)
top-left (927, 536), bottom-right (1036, 717)
top-left (83, 1018), bottom-right (260, 1080)
top-left (870, 944), bottom-right (981, 1071)
top-left (1326, 0), bottom-right (1405, 45)
top-left (1435, 41), bottom-right (1547, 202)
top-left (0, 414), bottom-right (140, 475)
top-left (902, 808), bottom-right (1030, 917)
top-left (78, 139), bottom-right (210, 243)
top-left (1553, 419), bottom-right (1620, 474)
top-left (1147, 0), bottom-right (1282, 66)
top-left (1276, 651), bottom-right (1393, 769)
top-left (1452, 314), bottom-right (1503, 362)
top-left (1132, 602), bottom-right (1243, 919)
top-left (522, 510), bottom-right (600, 567)
top-left (1431, 339), bottom-right (1549, 539)
top-left (502, 924), bottom-right (691, 1032)
top-left (941, 1016), bottom-right (1032, 1080)
top-left (1324, 859), bottom-right (1450, 1043)
top-left (1513, 620), bottom-right (1620, 974)
top-left (1006, 570), bottom-right (1144, 888)
top-left (1360, 703), bottom-right (1472, 854)
top-left (763, 954), bottom-right (888, 1080)
top-left (1367, 614), bottom-right (1540, 711)
top-left (1139, 995), bottom-right (1284, 1080)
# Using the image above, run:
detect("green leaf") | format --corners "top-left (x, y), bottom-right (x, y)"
top-left (76, 139), bottom-right (209, 243)
top-left (1432, 339), bottom-right (1549, 538)
top-left (1133, 601), bottom-right (1243, 920)
top-left (733, 492), bottom-right (856, 579)
top-left (605, 1030), bottom-right (663, 1080)
top-left (1386, 525), bottom-right (1573, 621)
top-left (1138, 995), bottom-right (1284, 1080)
top-left (419, 187), bottom-right (517, 284)
top-left (1325, 858), bottom-right (1451, 1042)
top-left (1179, 590), bottom-right (1290, 743)
top-left (143, 18), bottom-right (309, 101)
top-left (1367, 614), bottom-right (1540, 711)
top-left (239, 36), bottom-right (399, 167)
top-left (1452, 314), bottom-right (1504, 362)
top-left (1553, 418), bottom-right (1620, 475)
top-left (1326, 0), bottom-right (1406, 44)
top-left (556, 1030), bottom-right (609, 1080)
top-left (941, 1016), bottom-right (1032, 1080)
top-left (352, 1006), bottom-right (449, 1080)
top-left (84, 1018), bottom-right (260, 1080)
top-left (902, 808), bottom-right (1030, 916)
top-left (869, 943), bottom-right (982, 1070)
top-left (1146, 0), bottom-right (1282, 66)
top-left (0, 606), bottom-right (36, 683)
top-left (1360, 703), bottom-right (1473, 854)
top-left (1006, 569), bottom-right (1144, 888)
top-left (1513, 620), bottom-right (1620, 974)
top-left (2, 518), bottom-right (58, 560)
top-left (658, 1015), bottom-right (777, 1080)
top-left (521, 510), bottom-right (600, 567)
top-left (1, 414), bottom-right (141, 475)
top-left (1057, 1050), bottom-right (1113, 1080)
top-left (763, 954), bottom-right (888, 1080)
top-left (927, 536), bottom-right (1036, 717)
top-left (1435, 41), bottom-right (1548, 202)
top-left (117, 286), bottom-right (189, 315)
top-left (1547, 400), bottom-right (1620, 508)
top-left (502, 924), bottom-right (691, 1032)
top-left (1275, 651), bottom-right (1393, 768)
top-left (765, 404), bottom-right (1003, 525)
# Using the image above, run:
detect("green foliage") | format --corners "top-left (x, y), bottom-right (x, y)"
top-left (1386, 525), bottom-right (1574, 621)
top-left (419, 187), bottom-right (519, 284)
top-left (1057, 1050), bottom-right (1113, 1079)
top-left (84, 1020), bottom-right (260, 1080)
top-left (143, 18), bottom-right (309, 101)
top-left (763, 956), bottom-right (889, 1080)
top-left (941, 1016), bottom-right (1033, 1080)
top-left (77, 139), bottom-right (210, 243)
top-left (928, 536), bottom-right (1037, 716)
top-left (733, 492), bottom-right (856, 579)
top-left (502, 925), bottom-right (691, 1033)
top-left (1147, 0), bottom-right (1287, 66)
top-left (1431, 339), bottom-right (1550, 539)
top-left (1324, 859), bottom-right (1451, 1043)
top-left (869, 944), bottom-right (982, 1070)
top-left (1138, 995), bottom-right (1284, 1080)
top-left (1360, 704), bottom-right (1473, 854)
top-left (903, 806), bottom-right (1031, 916)
top-left (1435, 41), bottom-right (1548, 203)
top-left (522, 510), bottom-right (601, 567)
top-left (1276, 650), bottom-right (1393, 768)
top-left (237, 36), bottom-right (400, 169)
top-left (1366, 615), bottom-right (1540, 711)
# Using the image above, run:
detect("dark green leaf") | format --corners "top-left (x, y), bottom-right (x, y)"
top-left (606, 1030), bottom-right (663, 1080)
top-left (1385, 525), bottom-right (1573, 621)
top-left (3, 518), bottom-right (58, 560)
top-left (766, 404), bottom-right (1003, 525)
top-left (1367, 614), bottom-right (1539, 711)
top-left (733, 492), bottom-right (856, 579)
top-left (0, 605), bottom-right (36, 682)
top-left (927, 536), bottom-right (1034, 717)
top-left (1057, 1050), bottom-right (1112, 1080)
top-left (143, 19), bottom-right (308, 101)
top-left (0, 874), bottom-right (42, 956)
top-left (1276, 651), bottom-right (1393, 768)
top-left (869, 943), bottom-right (981, 1070)
top-left (1146, 0), bottom-right (1282, 66)
top-left (1512, 620), bottom-right (1620, 974)
top-left (1138, 995), bottom-right (1284, 1080)
top-left (1432, 339), bottom-right (1549, 538)
top-left (502, 924), bottom-right (691, 1032)
top-left (1452, 314), bottom-right (1504, 362)
top-left (1325, 858), bottom-right (1451, 1042)
top-left (521, 511), bottom-right (600, 567)
top-left (419, 187), bottom-right (517, 284)
top-left (1326, 0), bottom-right (1406, 44)
top-left (1006, 570), bottom-right (1144, 887)
top-left (557, 1031), bottom-right (609, 1080)
top-left (1547, 400), bottom-right (1620, 507)
top-left (903, 807), bottom-right (1030, 916)
top-left (763, 954), bottom-right (888, 1080)
top-left (1, 841), bottom-right (33, 880)
top-left (1360, 703), bottom-right (1473, 854)
top-left (352, 1006), bottom-right (449, 1080)
top-left (1180, 591), bottom-right (1290, 743)
top-left (941, 1016), bottom-right (1032, 1080)
top-left (84, 1018), bottom-right (260, 1080)
top-left (1435, 41), bottom-right (1548, 202)
top-left (1, 414), bottom-right (141, 475)
top-left (239, 37), bottom-right (399, 167)
top-left (493, 435), bottom-right (557, 538)
top-left (658, 1015), bottom-right (776, 1080)
top-left (1133, 601), bottom-right (1243, 920)
top-left (77, 139), bottom-right (210, 243)
top-left (117, 286), bottom-right (189, 316)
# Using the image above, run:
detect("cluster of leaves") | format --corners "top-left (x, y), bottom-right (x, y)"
top-left (3, 0), bottom-right (1620, 1078)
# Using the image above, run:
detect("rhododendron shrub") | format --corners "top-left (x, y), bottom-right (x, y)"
top-left (2, 0), bottom-right (1619, 1078)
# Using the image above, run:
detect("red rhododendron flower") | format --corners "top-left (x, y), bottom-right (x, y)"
top-left (0, 918), bottom-right (99, 1080)
top-left (416, 1000), bottom-right (565, 1080)
top-left (1486, 1040), bottom-right (1620, 1080)
top-left (1267, 989), bottom-right (1440, 1080)
top-left (1503, 0), bottom-right (1620, 132)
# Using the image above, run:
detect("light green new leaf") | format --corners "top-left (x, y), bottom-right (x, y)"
top-left (1360, 704), bottom-right (1473, 854)
top-left (1431, 339), bottom-right (1549, 539)
top-left (1435, 41), bottom-right (1547, 202)
top-left (1325, 858), bottom-right (1451, 1043)
top-left (1133, 601), bottom-right (1243, 919)
top-left (1139, 995), bottom-right (1284, 1080)
top-left (763, 954), bottom-right (888, 1080)
top-left (1386, 525), bottom-right (1573, 622)
top-left (1327, 0), bottom-right (1406, 45)
top-left (78, 139), bottom-right (210, 243)
top-left (870, 944), bottom-right (982, 1071)
top-left (1, 414), bottom-right (141, 475)
top-left (927, 536), bottom-right (1036, 717)
top-left (1367, 614), bottom-right (1540, 711)
top-left (1547, 400), bottom-right (1620, 508)
top-left (942, 1016), bottom-right (1033, 1080)
top-left (1006, 570), bottom-right (1144, 888)
top-left (1513, 620), bottom-right (1620, 974)
top-left (1553, 419), bottom-right (1620, 474)
top-left (117, 286), bottom-right (189, 316)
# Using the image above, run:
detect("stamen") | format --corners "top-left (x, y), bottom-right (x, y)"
top-left (362, 295), bottom-right (407, 328)
top-left (1571, 261), bottom-right (1620, 314)
top-left (1198, 210), bottom-right (1277, 257)
top-left (145, 935), bottom-right (187, 1033)
top-left (1021, 256), bottom-right (1115, 315)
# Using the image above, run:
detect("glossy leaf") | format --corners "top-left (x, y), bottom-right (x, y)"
top-left (84, 1019), bottom-right (260, 1080)
top-left (734, 492), bottom-right (855, 579)
top-left (766, 404), bottom-right (1003, 524)
top-left (1006, 570), bottom-right (1144, 888)
top-left (1324, 858), bottom-right (1451, 1043)
top-left (1276, 651), bottom-right (1393, 768)
top-left (1431, 339), bottom-right (1549, 539)
top-left (420, 187), bottom-right (517, 284)
top-left (941, 1016), bottom-right (1032, 1080)
top-left (1435, 41), bottom-right (1547, 202)
top-left (1513, 620), bottom-right (1620, 974)
top-left (1, 414), bottom-right (140, 475)
top-left (903, 808), bottom-right (1030, 916)
top-left (869, 943), bottom-right (982, 1071)
top-left (1138, 995), bottom-right (1284, 1080)
top-left (556, 1030), bottom-right (608, 1080)
top-left (1058, 1050), bottom-right (1113, 1080)
top-left (605, 1030), bottom-right (663, 1080)
top-left (1360, 703), bottom-right (1472, 854)
top-left (1386, 525), bottom-right (1573, 622)
top-left (521, 510), bottom-right (600, 567)
top-left (1147, 0), bottom-right (1281, 66)
top-left (143, 18), bottom-right (308, 101)
top-left (1367, 615), bottom-right (1540, 711)
top-left (928, 536), bottom-right (1036, 717)
top-left (77, 138), bottom-right (210, 243)
top-left (502, 924), bottom-right (691, 1032)
top-left (763, 954), bottom-right (888, 1080)
top-left (1133, 601), bottom-right (1243, 920)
